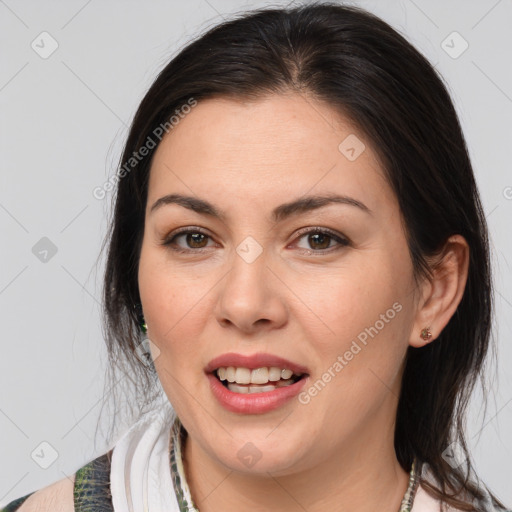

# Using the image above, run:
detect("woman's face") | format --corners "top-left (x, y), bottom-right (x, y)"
top-left (138, 93), bottom-right (423, 475)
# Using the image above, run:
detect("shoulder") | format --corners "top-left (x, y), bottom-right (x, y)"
top-left (1, 448), bottom-right (115, 512)
top-left (2, 474), bottom-right (75, 512)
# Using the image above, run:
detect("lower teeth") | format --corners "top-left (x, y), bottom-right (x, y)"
top-left (226, 378), bottom-right (296, 394)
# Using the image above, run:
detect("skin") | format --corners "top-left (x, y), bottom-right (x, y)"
top-left (137, 92), bottom-right (469, 512)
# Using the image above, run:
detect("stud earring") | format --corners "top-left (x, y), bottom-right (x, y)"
top-left (420, 327), bottom-right (432, 341)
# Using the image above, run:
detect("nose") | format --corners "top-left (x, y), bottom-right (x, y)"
top-left (215, 244), bottom-right (288, 335)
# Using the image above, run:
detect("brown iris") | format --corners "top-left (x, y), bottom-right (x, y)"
top-left (186, 232), bottom-right (208, 248)
top-left (307, 232), bottom-right (331, 250)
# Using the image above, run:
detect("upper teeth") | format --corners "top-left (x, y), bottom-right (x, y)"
top-left (216, 366), bottom-right (300, 384)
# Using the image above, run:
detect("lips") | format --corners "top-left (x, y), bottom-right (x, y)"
top-left (204, 352), bottom-right (310, 375)
top-left (207, 370), bottom-right (309, 414)
top-left (204, 352), bottom-right (310, 414)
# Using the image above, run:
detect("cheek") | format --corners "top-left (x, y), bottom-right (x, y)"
top-left (138, 254), bottom-right (211, 415)
top-left (291, 250), bottom-right (413, 413)
top-left (138, 245), bottom-right (210, 368)
top-left (291, 254), bottom-right (409, 352)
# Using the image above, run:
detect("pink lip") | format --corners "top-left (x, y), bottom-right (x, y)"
top-left (207, 372), bottom-right (309, 414)
top-left (204, 352), bottom-right (310, 375)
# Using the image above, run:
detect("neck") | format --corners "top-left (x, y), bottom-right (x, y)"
top-left (182, 417), bottom-right (410, 512)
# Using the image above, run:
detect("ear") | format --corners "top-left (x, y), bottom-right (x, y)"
top-left (409, 234), bottom-right (470, 348)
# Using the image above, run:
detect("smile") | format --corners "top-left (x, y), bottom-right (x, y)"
top-left (215, 366), bottom-right (304, 394)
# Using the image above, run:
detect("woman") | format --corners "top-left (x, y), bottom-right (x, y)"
top-left (4, 2), bottom-right (510, 511)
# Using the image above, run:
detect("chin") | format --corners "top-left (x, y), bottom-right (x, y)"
top-left (209, 432), bottom-right (310, 476)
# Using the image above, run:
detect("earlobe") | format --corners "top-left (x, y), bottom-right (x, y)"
top-left (419, 327), bottom-right (433, 341)
top-left (409, 234), bottom-right (470, 348)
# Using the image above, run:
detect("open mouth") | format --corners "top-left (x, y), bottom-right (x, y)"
top-left (212, 366), bottom-right (307, 394)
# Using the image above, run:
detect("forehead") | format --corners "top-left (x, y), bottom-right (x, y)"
top-left (147, 93), bottom-right (393, 216)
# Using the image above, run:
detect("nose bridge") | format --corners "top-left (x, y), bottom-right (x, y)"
top-left (225, 234), bottom-right (269, 301)
top-left (216, 233), bottom-right (287, 331)
top-left (235, 234), bottom-right (266, 266)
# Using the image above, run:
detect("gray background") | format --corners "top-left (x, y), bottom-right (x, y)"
top-left (1, 0), bottom-right (511, 506)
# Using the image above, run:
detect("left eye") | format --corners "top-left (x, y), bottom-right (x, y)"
top-left (292, 228), bottom-right (349, 253)
top-left (163, 228), bottom-right (213, 251)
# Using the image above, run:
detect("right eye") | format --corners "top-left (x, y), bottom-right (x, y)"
top-left (161, 227), bottom-right (216, 253)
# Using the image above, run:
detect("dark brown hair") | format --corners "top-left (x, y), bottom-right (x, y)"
top-left (96, 3), bottom-right (507, 510)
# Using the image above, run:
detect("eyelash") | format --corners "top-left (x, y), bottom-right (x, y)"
top-left (161, 226), bottom-right (350, 255)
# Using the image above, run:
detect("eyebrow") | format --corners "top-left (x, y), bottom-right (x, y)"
top-left (149, 193), bottom-right (372, 222)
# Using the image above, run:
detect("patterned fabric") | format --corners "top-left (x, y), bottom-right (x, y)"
top-left (73, 449), bottom-right (114, 511)
top-left (169, 416), bottom-right (200, 511)
top-left (400, 458), bottom-right (420, 512)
